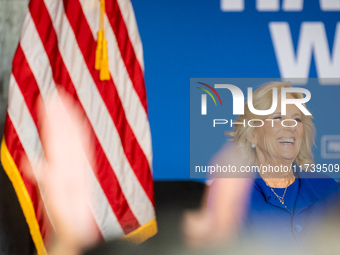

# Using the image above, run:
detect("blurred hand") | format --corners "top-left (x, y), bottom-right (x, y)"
top-left (183, 143), bottom-right (253, 248)
top-left (35, 91), bottom-right (99, 255)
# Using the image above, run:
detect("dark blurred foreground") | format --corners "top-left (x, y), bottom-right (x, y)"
top-left (0, 163), bottom-right (206, 255)
top-left (2, 164), bottom-right (340, 255)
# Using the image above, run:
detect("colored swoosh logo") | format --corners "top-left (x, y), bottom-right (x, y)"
top-left (197, 87), bottom-right (217, 105)
top-left (197, 82), bottom-right (223, 106)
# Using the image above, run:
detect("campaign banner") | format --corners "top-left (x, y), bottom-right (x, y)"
top-left (132, 0), bottom-right (340, 180)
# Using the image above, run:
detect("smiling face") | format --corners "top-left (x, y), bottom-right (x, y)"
top-left (252, 94), bottom-right (304, 166)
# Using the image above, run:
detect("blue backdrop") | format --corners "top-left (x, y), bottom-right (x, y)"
top-left (131, 0), bottom-right (340, 180)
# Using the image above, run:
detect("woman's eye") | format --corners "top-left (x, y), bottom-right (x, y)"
top-left (295, 118), bottom-right (302, 123)
top-left (273, 116), bottom-right (282, 120)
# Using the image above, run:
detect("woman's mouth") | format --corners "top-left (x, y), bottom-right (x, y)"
top-left (277, 137), bottom-right (295, 145)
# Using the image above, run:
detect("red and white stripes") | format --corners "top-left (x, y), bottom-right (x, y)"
top-left (3, 0), bottom-right (155, 252)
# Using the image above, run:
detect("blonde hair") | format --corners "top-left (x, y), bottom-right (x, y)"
top-left (227, 81), bottom-right (315, 167)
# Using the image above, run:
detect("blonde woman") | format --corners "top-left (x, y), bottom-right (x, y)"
top-left (184, 82), bottom-right (340, 252)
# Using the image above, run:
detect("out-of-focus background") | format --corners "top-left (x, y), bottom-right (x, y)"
top-left (0, 0), bottom-right (28, 132)
top-left (0, 1), bottom-right (33, 254)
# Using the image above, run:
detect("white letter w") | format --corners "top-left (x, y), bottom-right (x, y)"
top-left (269, 22), bottom-right (340, 85)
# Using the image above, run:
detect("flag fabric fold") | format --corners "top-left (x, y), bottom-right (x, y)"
top-left (1, 0), bottom-right (156, 254)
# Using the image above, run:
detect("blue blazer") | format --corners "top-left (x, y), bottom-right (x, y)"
top-left (242, 164), bottom-right (340, 252)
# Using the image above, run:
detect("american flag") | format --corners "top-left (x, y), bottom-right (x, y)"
top-left (1, 0), bottom-right (156, 254)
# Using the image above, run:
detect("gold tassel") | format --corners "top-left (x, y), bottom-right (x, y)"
top-left (95, 30), bottom-right (103, 70)
top-left (100, 39), bottom-right (110, 80)
top-left (96, 0), bottom-right (110, 80)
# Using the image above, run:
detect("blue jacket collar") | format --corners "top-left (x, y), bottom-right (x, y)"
top-left (254, 163), bottom-right (321, 210)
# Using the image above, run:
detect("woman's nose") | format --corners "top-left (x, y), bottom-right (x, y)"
top-left (282, 119), bottom-right (297, 131)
